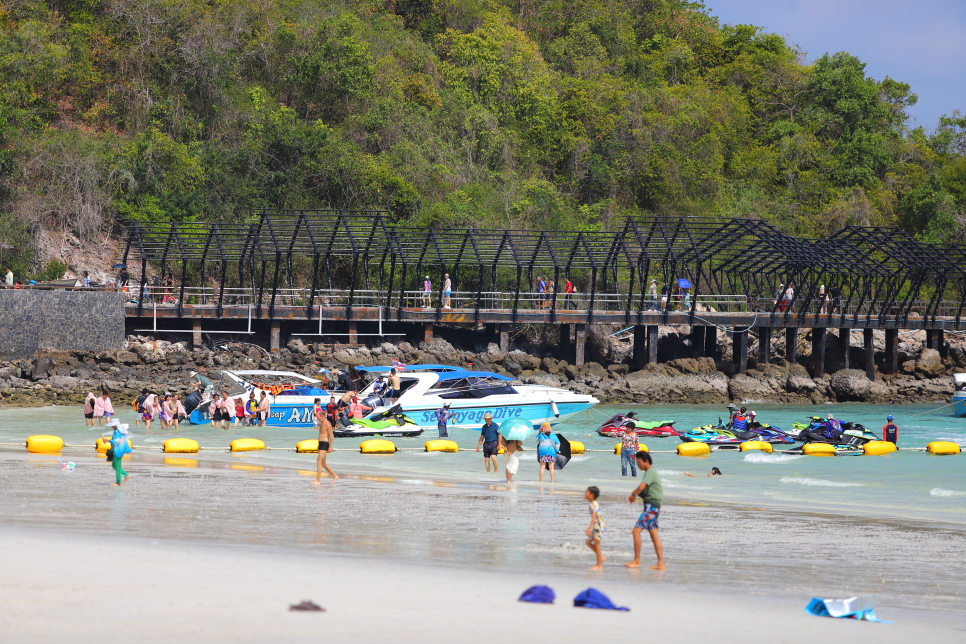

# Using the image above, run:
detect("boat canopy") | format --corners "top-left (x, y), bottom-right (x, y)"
top-left (435, 371), bottom-right (514, 382)
top-left (954, 373), bottom-right (966, 384)
top-left (355, 365), bottom-right (467, 373)
top-left (223, 370), bottom-right (320, 383)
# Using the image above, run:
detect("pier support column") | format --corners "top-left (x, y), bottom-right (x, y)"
top-left (840, 329), bottom-right (851, 369)
top-left (647, 325), bottom-right (659, 365)
top-left (559, 324), bottom-right (572, 363)
top-left (633, 325), bottom-right (647, 368)
top-left (192, 321), bottom-right (202, 351)
top-left (864, 328), bottom-right (876, 380)
top-left (349, 321), bottom-right (359, 345)
top-left (733, 330), bottom-right (748, 373)
top-left (812, 327), bottom-right (826, 377)
top-left (884, 328), bottom-right (899, 374)
top-left (704, 326), bottom-right (717, 359)
top-left (926, 329), bottom-right (939, 351)
top-left (422, 322), bottom-right (432, 344)
top-left (690, 325), bottom-right (706, 357)
top-left (575, 324), bottom-right (587, 366)
top-left (937, 330), bottom-right (945, 354)
top-left (270, 321), bottom-right (281, 352)
top-left (499, 323), bottom-right (509, 353)
top-left (758, 327), bottom-right (771, 365)
top-left (785, 327), bottom-right (798, 364)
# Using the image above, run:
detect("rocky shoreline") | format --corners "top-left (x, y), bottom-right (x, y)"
top-left (0, 331), bottom-right (961, 410)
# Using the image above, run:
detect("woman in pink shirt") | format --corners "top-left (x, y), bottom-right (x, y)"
top-left (83, 392), bottom-right (96, 427)
top-left (348, 396), bottom-right (372, 419)
top-left (93, 390), bottom-right (114, 426)
top-left (142, 393), bottom-right (159, 431)
top-left (216, 391), bottom-right (235, 429)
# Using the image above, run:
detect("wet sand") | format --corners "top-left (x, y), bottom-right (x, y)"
top-left (1, 527), bottom-right (964, 644)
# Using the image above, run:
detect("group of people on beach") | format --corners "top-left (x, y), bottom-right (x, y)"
top-left (208, 391), bottom-right (270, 428)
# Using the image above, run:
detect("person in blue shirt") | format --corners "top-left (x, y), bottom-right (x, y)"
top-left (107, 419), bottom-right (132, 486)
top-left (476, 412), bottom-right (502, 473)
top-left (535, 422), bottom-right (560, 482)
top-left (433, 403), bottom-right (455, 437)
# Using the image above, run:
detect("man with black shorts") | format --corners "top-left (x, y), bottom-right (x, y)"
top-left (312, 411), bottom-right (338, 484)
top-left (624, 451), bottom-right (665, 570)
top-left (476, 412), bottom-right (502, 473)
top-left (325, 396), bottom-right (338, 426)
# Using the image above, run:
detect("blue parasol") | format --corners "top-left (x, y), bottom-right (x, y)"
top-left (502, 418), bottom-right (535, 442)
top-left (676, 278), bottom-right (691, 289)
top-left (112, 263), bottom-right (127, 269)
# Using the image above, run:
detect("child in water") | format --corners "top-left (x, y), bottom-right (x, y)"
top-left (585, 486), bottom-right (606, 570)
top-left (685, 467), bottom-right (722, 477)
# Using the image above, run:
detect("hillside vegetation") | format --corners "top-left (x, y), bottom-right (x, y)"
top-left (2, 0), bottom-right (965, 275)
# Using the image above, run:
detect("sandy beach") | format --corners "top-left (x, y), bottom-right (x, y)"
top-left (1, 527), bottom-right (964, 644)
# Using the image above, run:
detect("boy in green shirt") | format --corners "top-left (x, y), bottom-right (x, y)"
top-left (624, 451), bottom-right (666, 570)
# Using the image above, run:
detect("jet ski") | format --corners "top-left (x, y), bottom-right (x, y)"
top-left (333, 404), bottom-right (424, 438)
top-left (596, 412), bottom-right (637, 436)
top-left (793, 417), bottom-right (877, 447)
top-left (680, 423), bottom-right (759, 444)
top-left (747, 425), bottom-right (796, 444)
top-left (597, 417), bottom-right (679, 438)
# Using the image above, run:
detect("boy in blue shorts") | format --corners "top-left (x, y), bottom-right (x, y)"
top-left (624, 451), bottom-right (665, 570)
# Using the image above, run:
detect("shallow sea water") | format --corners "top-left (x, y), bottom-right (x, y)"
top-left (1, 403), bottom-right (965, 612)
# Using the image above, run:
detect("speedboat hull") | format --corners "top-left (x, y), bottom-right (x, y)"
top-left (402, 397), bottom-right (595, 429)
top-left (953, 393), bottom-right (966, 417)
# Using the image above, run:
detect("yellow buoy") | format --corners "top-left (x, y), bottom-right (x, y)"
top-left (360, 439), bottom-right (396, 454)
top-left (614, 442), bottom-right (649, 454)
top-left (862, 440), bottom-right (897, 456)
top-left (927, 441), bottom-right (961, 455)
top-left (570, 441), bottom-right (585, 455)
top-left (424, 440), bottom-right (459, 453)
top-left (802, 443), bottom-right (836, 456)
top-left (739, 440), bottom-right (773, 453)
top-left (95, 437), bottom-right (112, 453)
top-left (26, 435), bottom-right (64, 454)
top-left (677, 442), bottom-right (711, 457)
top-left (230, 438), bottom-right (266, 452)
top-left (296, 439), bottom-right (320, 453)
top-left (162, 438), bottom-right (200, 454)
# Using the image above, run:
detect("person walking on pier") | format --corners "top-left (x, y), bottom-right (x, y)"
top-left (536, 276), bottom-right (547, 309)
top-left (422, 276), bottom-right (432, 308)
top-left (648, 279), bottom-right (658, 310)
top-left (476, 412), bottom-right (502, 474)
top-left (442, 273), bottom-right (452, 309)
top-left (883, 415), bottom-right (899, 444)
top-left (564, 276), bottom-right (575, 309)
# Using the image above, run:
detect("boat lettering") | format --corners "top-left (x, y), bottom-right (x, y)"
top-left (420, 407), bottom-right (523, 424)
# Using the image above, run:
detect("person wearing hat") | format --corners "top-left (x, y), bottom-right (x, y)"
top-left (107, 419), bottom-right (132, 486)
top-left (726, 402), bottom-right (738, 427)
top-left (882, 415), bottom-right (899, 444)
top-left (422, 275), bottom-right (432, 308)
top-left (648, 279), bottom-right (658, 310)
top-left (476, 412), bottom-right (503, 473)
top-left (433, 403), bottom-right (455, 437)
top-left (825, 413), bottom-right (842, 433)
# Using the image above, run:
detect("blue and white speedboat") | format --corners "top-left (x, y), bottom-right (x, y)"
top-left (953, 373), bottom-right (966, 417)
top-left (355, 365), bottom-right (598, 429)
top-left (187, 370), bottom-right (327, 427)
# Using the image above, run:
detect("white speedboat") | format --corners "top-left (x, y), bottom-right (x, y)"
top-left (953, 373), bottom-right (966, 417)
top-left (354, 365), bottom-right (598, 430)
top-left (187, 370), bottom-right (328, 427)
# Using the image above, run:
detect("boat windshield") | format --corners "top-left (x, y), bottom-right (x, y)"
top-left (433, 377), bottom-right (517, 399)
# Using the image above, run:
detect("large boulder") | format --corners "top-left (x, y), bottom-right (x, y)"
top-left (667, 357), bottom-right (716, 375)
top-left (915, 348), bottom-right (945, 377)
top-left (523, 371), bottom-right (562, 388)
top-left (286, 338), bottom-right (311, 355)
top-left (786, 375), bottom-right (817, 394)
top-left (507, 350), bottom-right (540, 371)
top-left (829, 369), bottom-right (872, 401)
top-left (728, 374), bottom-right (776, 401)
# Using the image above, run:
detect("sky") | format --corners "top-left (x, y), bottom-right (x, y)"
top-left (704, 0), bottom-right (966, 129)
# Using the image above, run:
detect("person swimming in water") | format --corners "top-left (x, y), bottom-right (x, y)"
top-left (684, 467), bottom-right (722, 477)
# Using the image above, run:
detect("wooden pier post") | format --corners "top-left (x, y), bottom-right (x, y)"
top-left (499, 323), bottom-right (509, 353)
top-left (812, 327), bottom-right (826, 377)
top-left (839, 329), bottom-right (850, 369)
top-left (575, 324), bottom-right (587, 366)
top-left (704, 325), bottom-right (717, 359)
top-left (349, 321), bottom-right (359, 345)
top-left (422, 322), bottom-right (432, 344)
top-left (192, 321), bottom-right (202, 351)
top-left (758, 327), bottom-right (771, 364)
top-left (785, 327), bottom-right (798, 364)
top-left (733, 330), bottom-right (748, 373)
top-left (633, 325), bottom-right (647, 367)
top-left (647, 325), bottom-right (658, 365)
top-left (270, 321), bottom-right (281, 352)
top-left (559, 324), bottom-right (572, 363)
top-left (884, 328), bottom-right (899, 374)
top-left (864, 328), bottom-right (875, 380)
top-left (690, 325), bottom-right (706, 357)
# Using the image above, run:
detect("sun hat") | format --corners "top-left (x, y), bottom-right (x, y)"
top-left (483, 412), bottom-right (493, 419)
top-left (444, 402), bottom-right (451, 408)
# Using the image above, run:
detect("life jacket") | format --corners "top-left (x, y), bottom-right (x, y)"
top-left (245, 400), bottom-right (258, 415)
top-left (732, 415), bottom-right (748, 431)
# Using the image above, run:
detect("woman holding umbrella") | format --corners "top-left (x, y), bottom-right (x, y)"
top-left (535, 422), bottom-right (561, 483)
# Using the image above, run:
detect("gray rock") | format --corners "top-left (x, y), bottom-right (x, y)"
top-left (915, 348), bottom-right (944, 377)
top-left (728, 374), bottom-right (776, 401)
top-left (786, 376), bottom-right (817, 394)
top-left (524, 371), bottom-right (562, 388)
top-left (829, 369), bottom-right (871, 401)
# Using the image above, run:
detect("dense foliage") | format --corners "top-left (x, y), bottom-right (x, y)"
top-left (1, 0), bottom-right (965, 274)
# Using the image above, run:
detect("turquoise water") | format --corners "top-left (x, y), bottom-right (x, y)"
top-left (2, 402), bottom-right (964, 524)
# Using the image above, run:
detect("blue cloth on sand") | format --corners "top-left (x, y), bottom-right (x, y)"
top-left (518, 586), bottom-right (555, 604)
top-left (573, 588), bottom-right (629, 611)
top-left (805, 596), bottom-right (890, 623)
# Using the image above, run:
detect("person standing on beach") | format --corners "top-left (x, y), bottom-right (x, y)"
top-left (134, 388), bottom-right (149, 426)
top-left (536, 422), bottom-right (560, 483)
top-left (312, 411), bottom-right (338, 484)
top-left (83, 392), bottom-right (96, 426)
top-left (620, 424), bottom-right (640, 477)
top-left (476, 412), bottom-right (502, 473)
top-left (93, 390), bottom-right (114, 426)
top-left (325, 396), bottom-right (338, 427)
top-left (624, 451), bottom-right (665, 570)
top-left (257, 391), bottom-right (271, 427)
top-left (312, 398), bottom-right (324, 432)
top-left (433, 403), bottom-right (455, 437)
top-left (883, 415), bottom-right (899, 444)
top-left (107, 420), bottom-right (132, 487)
top-left (504, 439), bottom-right (522, 483)
top-left (585, 486), bottom-right (606, 570)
